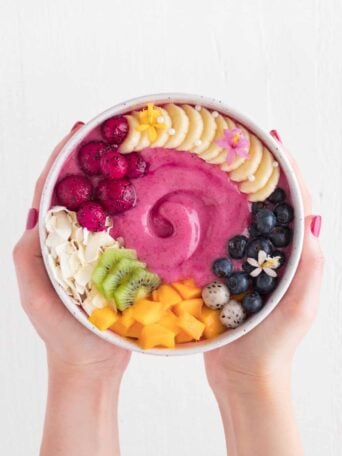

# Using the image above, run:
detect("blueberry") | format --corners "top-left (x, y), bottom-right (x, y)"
top-left (274, 203), bottom-right (294, 225)
top-left (251, 201), bottom-right (266, 214)
top-left (228, 235), bottom-right (248, 259)
top-left (248, 223), bottom-right (260, 238)
top-left (268, 226), bottom-right (292, 247)
top-left (267, 187), bottom-right (286, 204)
top-left (242, 261), bottom-right (255, 274)
top-left (242, 291), bottom-right (264, 313)
top-left (246, 237), bottom-right (273, 259)
top-left (212, 258), bottom-right (233, 278)
top-left (226, 272), bottom-right (250, 294)
top-left (254, 273), bottom-right (278, 294)
top-left (273, 250), bottom-right (286, 267)
top-left (254, 209), bottom-right (277, 234)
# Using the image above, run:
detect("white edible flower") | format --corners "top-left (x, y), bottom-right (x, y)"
top-left (247, 250), bottom-right (281, 278)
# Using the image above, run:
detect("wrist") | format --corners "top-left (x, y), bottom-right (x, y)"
top-left (47, 350), bottom-right (126, 388)
top-left (209, 365), bottom-right (292, 401)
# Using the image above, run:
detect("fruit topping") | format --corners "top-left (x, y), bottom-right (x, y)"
top-left (220, 300), bottom-right (246, 328)
top-left (55, 174), bottom-right (93, 210)
top-left (228, 235), bottom-right (248, 259)
top-left (113, 269), bottom-right (160, 311)
top-left (251, 201), bottom-right (266, 214)
top-left (248, 223), bottom-right (260, 238)
top-left (200, 307), bottom-right (226, 339)
top-left (77, 201), bottom-right (106, 232)
top-left (202, 282), bottom-right (230, 309)
top-left (177, 312), bottom-right (205, 340)
top-left (102, 258), bottom-right (146, 299)
top-left (267, 187), bottom-right (286, 204)
top-left (254, 208), bottom-right (277, 234)
top-left (92, 248), bottom-right (137, 291)
top-left (88, 307), bottom-right (119, 331)
top-left (95, 178), bottom-right (137, 214)
top-left (139, 324), bottom-right (176, 349)
top-left (274, 203), bottom-right (294, 225)
top-left (272, 250), bottom-right (286, 267)
top-left (226, 272), bottom-right (250, 294)
top-left (246, 250), bottom-right (281, 278)
top-left (212, 257), bottom-right (233, 278)
top-left (242, 292), bottom-right (264, 314)
top-left (101, 116), bottom-right (129, 145)
top-left (246, 237), bottom-right (273, 259)
top-left (254, 273), bottom-right (278, 294)
top-left (126, 152), bottom-right (149, 178)
top-left (78, 141), bottom-right (108, 176)
top-left (100, 149), bottom-right (128, 179)
top-left (268, 226), bottom-right (292, 247)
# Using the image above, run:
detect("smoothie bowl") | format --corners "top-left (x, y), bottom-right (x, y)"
top-left (39, 93), bottom-right (304, 355)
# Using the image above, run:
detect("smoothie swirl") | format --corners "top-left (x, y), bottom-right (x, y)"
top-left (111, 148), bottom-right (250, 286)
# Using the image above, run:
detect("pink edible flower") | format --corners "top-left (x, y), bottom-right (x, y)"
top-left (216, 128), bottom-right (250, 165)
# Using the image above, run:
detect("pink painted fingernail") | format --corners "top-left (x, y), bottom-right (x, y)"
top-left (26, 208), bottom-right (38, 230)
top-left (70, 121), bottom-right (84, 132)
top-left (270, 130), bottom-right (282, 143)
top-left (311, 215), bottom-right (322, 237)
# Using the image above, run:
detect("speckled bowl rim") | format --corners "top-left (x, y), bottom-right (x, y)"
top-left (39, 93), bottom-right (304, 356)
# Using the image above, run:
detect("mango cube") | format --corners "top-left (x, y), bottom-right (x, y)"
top-left (139, 324), bottom-right (176, 349)
top-left (120, 307), bottom-right (135, 329)
top-left (158, 284), bottom-right (182, 306)
top-left (172, 282), bottom-right (202, 300)
top-left (175, 331), bottom-right (194, 343)
top-left (132, 299), bottom-right (165, 326)
top-left (158, 311), bottom-right (181, 334)
top-left (200, 307), bottom-right (226, 339)
top-left (173, 299), bottom-right (203, 319)
top-left (126, 321), bottom-right (144, 339)
top-left (182, 278), bottom-right (197, 288)
top-left (88, 307), bottom-right (118, 331)
top-left (152, 289), bottom-right (160, 301)
top-left (110, 321), bottom-right (129, 337)
top-left (178, 312), bottom-right (205, 340)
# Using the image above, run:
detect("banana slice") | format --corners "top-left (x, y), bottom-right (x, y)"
top-left (229, 134), bottom-right (263, 182)
top-left (199, 115), bottom-right (227, 160)
top-left (221, 122), bottom-right (249, 172)
top-left (164, 104), bottom-right (189, 148)
top-left (119, 115), bottom-right (141, 153)
top-left (178, 105), bottom-right (203, 151)
top-left (208, 149), bottom-right (227, 164)
top-left (132, 112), bottom-right (150, 151)
top-left (151, 107), bottom-right (172, 147)
top-left (248, 164), bottom-right (280, 202)
top-left (192, 108), bottom-right (217, 154)
top-left (239, 149), bottom-right (274, 193)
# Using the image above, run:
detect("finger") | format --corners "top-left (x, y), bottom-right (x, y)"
top-left (32, 122), bottom-right (84, 208)
top-left (270, 129), bottom-right (311, 216)
top-left (275, 214), bottom-right (324, 323)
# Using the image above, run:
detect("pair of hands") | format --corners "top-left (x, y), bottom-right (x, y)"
top-left (13, 124), bottom-right (324, 388)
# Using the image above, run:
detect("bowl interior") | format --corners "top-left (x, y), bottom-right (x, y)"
top-left (39, 93), bottom-right (304, 356)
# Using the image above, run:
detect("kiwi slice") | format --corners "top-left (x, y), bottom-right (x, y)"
top-left (92, 248), bottom-right (137, 291)
top-left (113, 269), bottom-right (161, 311)
top-left (102, 258), bottom-right (146, 299)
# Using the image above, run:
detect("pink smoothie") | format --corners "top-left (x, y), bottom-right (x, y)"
top-left (110, 148), bottom-right (250, 286)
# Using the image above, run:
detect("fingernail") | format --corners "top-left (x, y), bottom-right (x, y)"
top-left (70, 121), bottom-right (84, 132)
top-left (26, 208), bottom-right (38, 230)
top-left (270, 130), bottom-right (282, 144)
top-left (311, 215), bottom-right (322, 237)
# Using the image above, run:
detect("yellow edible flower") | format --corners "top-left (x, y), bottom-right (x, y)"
top-left (136, 103), bottom-right (167, 142)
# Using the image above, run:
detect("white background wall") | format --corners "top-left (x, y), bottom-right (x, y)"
top-left (1, 0), bottom-right (341, 454)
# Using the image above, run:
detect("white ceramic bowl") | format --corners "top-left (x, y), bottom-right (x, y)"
top-left (39, 93), bottom-right (304, 356)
